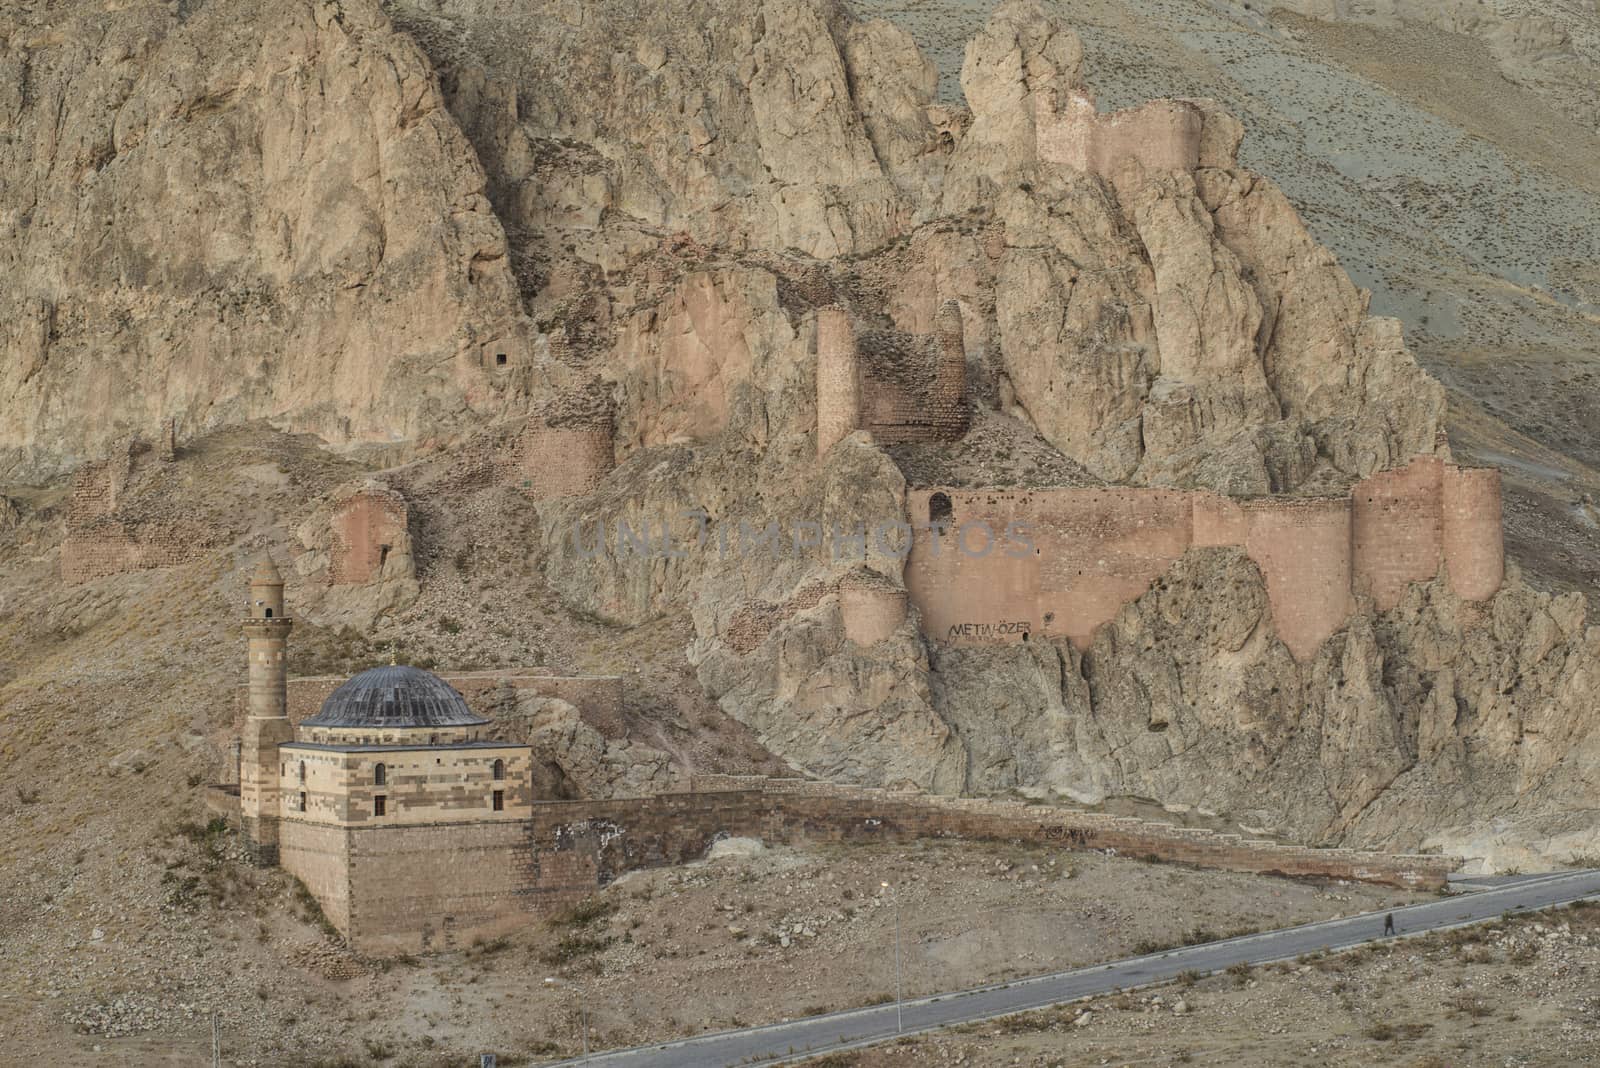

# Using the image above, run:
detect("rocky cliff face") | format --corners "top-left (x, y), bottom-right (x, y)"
top-left (2, 0), bottom-right (1596, 868)
top-left (0, 0), bottom-right (529, 480)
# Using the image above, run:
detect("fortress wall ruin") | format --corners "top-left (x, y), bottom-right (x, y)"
top-left (1035, 488), bottom-right (1195, 646)
top-left (289, 776), bottom-right (1458, 955)
top-left (904, 490), bottom-right (1041, 645)
top-left (327, 486), bottom-right (408, 585)
top-left (815, 304), bottom-right (968, 450)
top-left (905, 457), bottom-right (1501, 661)
top-left (60, 435), bottom-right (215, 583)
top-left (722, 580), bottom-right (837, 654)
top-left (506, 423), bottom-right (614, 500)
top-left (1352, 456), bottom-right (1446, 611)
top-left (905, 487), bottom-right (1194, 648)
top-left (1241, 498), bottom-right (1354, 661)
top-left (62, 533), bottom-right (212, 583)
top-left (839, 580), bottom-right (908, 647)
top-left (1191, 492), bottom-right (1250, 547)
top-left (1036, 91), bottom-right (1202, 177)
top-left (816, 306), bottom-right (861, 456)
top-left (1442, 466), bottom-right (1505, 602)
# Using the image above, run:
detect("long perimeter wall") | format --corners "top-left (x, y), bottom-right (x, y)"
top-left (257, 776), bottom-right (1459, 955)
top-left (906, 457), bottom-right (1503, 660)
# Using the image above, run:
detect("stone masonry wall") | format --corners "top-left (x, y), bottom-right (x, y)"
top-left (1352, 456), bottom-right (1445, 611)
top-left (1441, 465), bottom-right (1505, 602)
top-left (61, 442), bottom-right (215, 583)
top-left (328, 485), bottom-right (409, 585)
top-left (816, 303), bottom-right (969, 451)
top-left (505, 424), bottom-right (614, 500)
top-left (816, 306), bottom-right (861, 456)
top-left (296, 775), bottom-right (1459, 955)
top-left (343, 820), bottom-right (532, 954)
top-left (905, 457), bottom-right (1504, 661)
top-left (1239, 497), bottom-right (1354, 661)
top-left (279, 821), bottom-right (353, 934)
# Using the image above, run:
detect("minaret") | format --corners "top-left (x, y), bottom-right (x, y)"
top-left (239, 555), bottom-right (293, 865)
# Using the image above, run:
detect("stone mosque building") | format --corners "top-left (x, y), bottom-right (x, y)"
top-left (238, 558), bottom-right (532, 931)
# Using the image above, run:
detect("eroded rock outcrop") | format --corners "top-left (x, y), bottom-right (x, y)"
top-left (494, 695), bottom-right (685, 799)
top-left (0, 0), bottom-right (529, 480)
top-left (3, 0), bottom-right (1592, 869)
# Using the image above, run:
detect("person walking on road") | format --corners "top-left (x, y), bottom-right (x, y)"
top-left (1383, 912), bottom-right (1396, 937)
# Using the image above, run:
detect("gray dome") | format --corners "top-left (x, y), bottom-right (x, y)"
top-left (301, 666), bottom-right (488, 729)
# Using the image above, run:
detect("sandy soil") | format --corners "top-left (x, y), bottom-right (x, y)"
top-left (807, 899), bottom-right (1600, 1067)
top-left (0, 833), bottom-right (1429, 1067)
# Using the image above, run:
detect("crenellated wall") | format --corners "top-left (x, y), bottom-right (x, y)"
top-left (905, 457), bottom-right (1504, 661)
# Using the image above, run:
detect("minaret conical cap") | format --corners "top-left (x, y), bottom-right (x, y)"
top-left (250, 554), bottom-right (284, 585)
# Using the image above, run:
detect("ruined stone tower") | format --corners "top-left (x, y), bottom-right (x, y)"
top-left (933, 300), bottom-right (969, 437)
top-left (816, 305), bottom-right (861, 457)
top-left (240, 556), bottom-right (292, 865)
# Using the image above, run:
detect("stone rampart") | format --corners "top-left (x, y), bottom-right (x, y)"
top-left (328, 484), bottom-right (409, 585)
top-left (60, 440), bottom-right (216, 583)
top-left (274, 773), bottom-right (1457, 955)
top-left (1352, 456), bottom-right (1445, 610)
top-left (815, 304), bottom-right (969, 452)
top-left (816, 306), bottom-right (861, 457)
top-left (1241, 497), bottom-right (1353, 661)
top-left (722, 580), bottom-right (837, 654)
top-left (839, 568), bottom-right (908, 646)
top-left (905, 456), bottom-right (1502, 661)
top-left (1441, 465), bottom-right (1504, 602)
top-left (506, 423), bottom-right (614, 499)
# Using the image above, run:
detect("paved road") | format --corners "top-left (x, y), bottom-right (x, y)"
top-left (541, 869), bottom-right (1600, 1068)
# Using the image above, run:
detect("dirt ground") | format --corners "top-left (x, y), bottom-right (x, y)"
top-left (2, 834), bottom-right (1431, 1066)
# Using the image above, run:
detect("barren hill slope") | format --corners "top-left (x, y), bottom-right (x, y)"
top-left (3, 4), bottom-right (1600, 1062)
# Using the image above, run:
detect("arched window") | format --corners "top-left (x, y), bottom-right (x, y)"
top-left (492, 759), bottom-right (505, 781)
top-left (929, 492), bottom-right (953, 526)
top-left (374, 763), bottom-right (387, 787)
top-left (264, 607), bottom-right (272, 618)
top-left (298, 761), bottom-right (306, 783)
